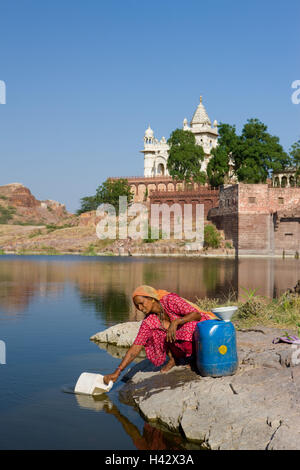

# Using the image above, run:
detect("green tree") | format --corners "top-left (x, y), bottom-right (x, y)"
top-left (206, 123), bottom-right (238, 187)
top-left (167, 129), bottom-right (206, 184)
top-left (290, 140), bottom-right (300, 183)
top-left (77, 178), bottom-right (133, 215)
top-left (233, 119), bottom-right (290, 183)
top-left (77, 195), bottom-right (97, 214)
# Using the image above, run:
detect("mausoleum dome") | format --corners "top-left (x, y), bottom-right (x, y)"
top-left (145, 125), bottom-right (154, 138)
top-left (191, 96), bottom-right (211, 126)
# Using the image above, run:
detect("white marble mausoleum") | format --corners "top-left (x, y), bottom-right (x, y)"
top-left (141, 96), bottom-right (218, 178)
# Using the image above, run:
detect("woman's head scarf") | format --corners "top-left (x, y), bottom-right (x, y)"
top-left (132, 285), bottom-right (217, 318)
top-left (132, 285), bottom-right (169, 302)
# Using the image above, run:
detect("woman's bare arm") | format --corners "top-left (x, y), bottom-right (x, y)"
top-left (103, 344), bottom-right (143, 384)
top-left (166, 311), bottom-right (202, 342)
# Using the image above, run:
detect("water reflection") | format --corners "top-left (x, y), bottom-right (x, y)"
top-left (80, 288), bottom-right (131, 325)
top-left (1, 255), bottom-right (300, 450)
top-left (237, 258), bottom-right (300, 298)
top-left (0, 256), bottom-right (300, 322)
top-left (95, 341), bottom-right (146, 361)
top-left (75, 394), bottom-right (195, 450)
top-left (0, 258), bottom-right (64, 313)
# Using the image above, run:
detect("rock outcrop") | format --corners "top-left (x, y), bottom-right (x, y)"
top-left (0, 183), bottom-right (75, 225)
top-left (90, 321), bottom-right (142, 347)
top-left (92, 322), bottom-right (300, 450)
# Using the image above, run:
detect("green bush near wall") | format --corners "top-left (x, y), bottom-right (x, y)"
top-left (204, 224), bottom-right (221, 249)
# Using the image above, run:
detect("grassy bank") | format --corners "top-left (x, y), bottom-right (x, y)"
top-left (196, 288), bottom-right (300, 333)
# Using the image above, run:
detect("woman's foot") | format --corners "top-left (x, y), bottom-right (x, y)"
top-left (160, 357), bottom-right (176, 373)
top-left (183, 363), bottom-right (191, 369)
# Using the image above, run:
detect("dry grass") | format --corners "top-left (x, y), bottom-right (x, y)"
top-left (196, 289), bottom-right (300, 333)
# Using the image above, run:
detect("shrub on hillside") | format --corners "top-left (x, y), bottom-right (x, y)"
top-left (0, 205), bottom-right (16, 224)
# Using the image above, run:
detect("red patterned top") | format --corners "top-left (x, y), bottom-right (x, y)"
top-left (133, 293), bottom-right (211, 366)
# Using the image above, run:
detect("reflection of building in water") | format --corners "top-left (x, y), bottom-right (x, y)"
top-left (2, 258), bottom-right (300, 320)
top-left (74, 258), bottom-right (238, 323)
top-left (0, 258), bottom-right (236, 320)
top-left (237, 258), bottom-right (300, 299)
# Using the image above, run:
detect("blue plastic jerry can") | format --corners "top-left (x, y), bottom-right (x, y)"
top-left (194, 319), bottom-right (238, 377)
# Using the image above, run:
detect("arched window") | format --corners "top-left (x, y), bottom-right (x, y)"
top-left (281, 176), bottom-right (287, 188)
top-left (274, 177), bottom-right (280, 187)
top-left (157, 163), bottom-right (165, 176)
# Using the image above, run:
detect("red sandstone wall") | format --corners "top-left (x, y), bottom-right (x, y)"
top-left (109, 176), bottom-right (217, 204)
top-left (149, 189), bottom-right (219, 219)
top-left (274, 221), bottom-right (300, 253)
top-left (209, 184), bottom-right (300, 255)
top-left (238, 213), bottom-right (272, 254)
top-left (238, 185), bottom-right (300, 254)
top-left (239, 184), bottom-right (300, 214)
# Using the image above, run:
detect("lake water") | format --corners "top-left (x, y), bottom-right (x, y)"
top-left (0, 254), bottom-right (300, 450)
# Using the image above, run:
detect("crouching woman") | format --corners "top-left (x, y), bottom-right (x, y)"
top-left (104, 285), bottom-right (216, 384)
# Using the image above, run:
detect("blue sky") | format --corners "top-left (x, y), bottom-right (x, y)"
top-left (0, 0), bottom-right (299, 213)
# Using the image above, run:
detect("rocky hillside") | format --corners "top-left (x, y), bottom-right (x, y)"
top-left (0, 183), bottom-right (77, 226)
top-left (0, 184), bottom-right (233, 256)
top-left (0, 184), bottom-right (112, 253)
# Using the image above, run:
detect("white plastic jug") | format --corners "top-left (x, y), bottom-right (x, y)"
top-left (74, 372), bottom-right (113, 396)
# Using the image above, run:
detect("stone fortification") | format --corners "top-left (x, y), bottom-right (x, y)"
top-left (209, 183), bottom-right (300, 256)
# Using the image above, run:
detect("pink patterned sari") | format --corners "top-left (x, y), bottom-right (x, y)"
top-left (133, 288), bottom-right (215, 366)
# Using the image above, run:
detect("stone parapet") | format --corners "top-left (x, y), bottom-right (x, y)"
top-left (209, 183), bottom-right (300, 256)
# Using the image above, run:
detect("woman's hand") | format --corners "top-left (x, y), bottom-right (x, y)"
top-left (166, 319), bottom-right (180, 343)
top-left (103, 370), bottom-right (120, 385)
top-left (103, 345), bottom-right (144, 385)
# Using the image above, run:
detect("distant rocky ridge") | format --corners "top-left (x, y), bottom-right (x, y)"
top-left (0, 183), bottom-right (76, 226)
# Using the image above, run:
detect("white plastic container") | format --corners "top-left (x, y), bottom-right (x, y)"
top-left (211, 306), bottom-right (238, 322)
top-left (74, 372), bottom-right (113, 396)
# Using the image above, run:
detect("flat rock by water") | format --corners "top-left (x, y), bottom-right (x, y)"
top-left (91, 322), bottom-right (300, 449)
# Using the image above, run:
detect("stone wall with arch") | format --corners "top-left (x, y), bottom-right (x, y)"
top-left (272, 170), bottom-right (299, 188)
top-left (109, 177), bottom-right (219, 210)
top-left (149, 188), bottom-right (219, 219)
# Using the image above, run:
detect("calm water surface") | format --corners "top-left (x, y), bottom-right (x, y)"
top-left (0, 255), bottom-right (300, 449)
